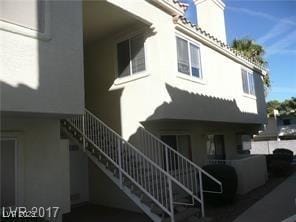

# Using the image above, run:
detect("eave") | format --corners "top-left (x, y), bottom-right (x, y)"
top-left (175, 17), bottom-right (268, 76)
top-left (150, 0), bottom-right (187, 16)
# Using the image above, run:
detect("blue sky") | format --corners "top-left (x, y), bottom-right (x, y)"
top-left (182, 0), bottom-right (296, 102)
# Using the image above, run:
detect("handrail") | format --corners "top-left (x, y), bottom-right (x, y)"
top-left (139, 127), bottom-right (223, 187)
top-left (65, 109), bottom-right (200, 221)
top-left (84, 109), bottom-right (211, 194)
top-left (67, 111), bottom-right (174, 220)
top-left (137, 127), bottom-right (223, 204)
top-left (66, 109), bottom-right (222, 220)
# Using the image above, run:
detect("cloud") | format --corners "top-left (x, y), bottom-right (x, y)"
top-left (228, 6), bottom-right (278, 22)
top-left (227, 6), bottom-right (296, 26)
top-left (229, 6), bottom-right (296, 57)
top-left (256, 21), bottom-right (293, 44)
top-left (265, 29), bottom-right (296, 57)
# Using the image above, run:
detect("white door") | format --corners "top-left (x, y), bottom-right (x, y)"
top-left (0, 138), bottom-right (17, 207)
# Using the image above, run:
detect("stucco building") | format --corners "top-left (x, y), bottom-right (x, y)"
top-left (1, 0), bottom-right (268, 221)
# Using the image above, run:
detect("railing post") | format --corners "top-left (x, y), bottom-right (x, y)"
top-left (165, 146), bottom-right (174, 222)
top-left (82, 114), bottom-right (86, 152)
top-left (198, 170), bottom-right (205, 217)
top-left (168, 178), bottom-right (175, 222)
top-left (165, 145), bottom-right (169, 172)
top-left (118, 138), bottom-right (123, 189)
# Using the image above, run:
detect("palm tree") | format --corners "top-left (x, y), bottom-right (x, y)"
top-left (232, 38), bottom-right (270, 89)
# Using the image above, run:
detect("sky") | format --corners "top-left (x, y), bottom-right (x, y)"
top-left (182, 0), bottom-right (296, 102)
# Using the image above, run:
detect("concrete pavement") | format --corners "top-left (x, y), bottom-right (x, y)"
top-left (233, 172), bottom-right (296, 222)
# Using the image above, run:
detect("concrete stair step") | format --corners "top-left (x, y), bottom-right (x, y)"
top-left (62, 119), bottom-right (204, 222)
top-left (185, 216), bottom-right (203, 222)
top-left (161, 208), bottom-right (199, 222)
top-left (174, 208), bottom-right (200, 222)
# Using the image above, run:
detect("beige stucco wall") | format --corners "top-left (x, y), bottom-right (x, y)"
top-left (141, 120), bottom-right (257, 166)
top-left (0, 0), bottom-right (84, 116)
top-left (1, 118), bottom-right (70, 222)
top-left (82, 0), bottom-right (268, 211)
top-left (88, 161), bottom-right (140, 212)
top-left (194, 0), bottom-right (227, 42)
top-left (250, 140), bottom-right (296, 155)
top-left (231, 155), bottom-right (268, 194)
top-left (85, 0), bottom-right (266, 143)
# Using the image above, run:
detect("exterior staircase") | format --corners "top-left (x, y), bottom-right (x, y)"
top-left (61, 109), bottom-right (222, 222)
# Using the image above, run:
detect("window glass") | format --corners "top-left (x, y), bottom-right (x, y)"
top-left (242, 69), bottom-right (256, 96)
top-left (176, 37), bottom-right (202, 79)
top-left (248, 73), bottom-right (255, 95)
top-left (131, 35), bottom-right (146, 73)
top-left (206, 135), bottom-right (225, 160)
top-left (242, 69), bottom-right (249, 94)
top-left (190, 43), bottom-right (201, 78)
top-left (177, 37), bottom-right (190, 75)
top-left (117, 40), bottom-right (130, 77)
top-left (117, 34), bottom-right (146, 77)
top-left (0, 0), bottom-right (45, 32)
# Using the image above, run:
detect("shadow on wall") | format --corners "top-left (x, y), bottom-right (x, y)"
top-left (144, 83), bottom-right (266, 124)
top-left (0, 1), bottom-right (84, 118)
top-left (0, 1), bottom-right (86, 220)
top-left (84, 22), bottom-right (156, 134)
top-left (128, 80), bottom-right (266, 149)
top-left (0, 82), bottom-right (39, 117)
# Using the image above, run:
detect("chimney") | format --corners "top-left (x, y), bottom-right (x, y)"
top-left (193, 0), bottom-right (227, 43)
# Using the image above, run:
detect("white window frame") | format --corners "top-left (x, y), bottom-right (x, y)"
top-left (176, 34), bottom-right (203, 81)
top-left (115, 32), bottom-right (147, 79)
top-left (241, 68), bottom-right (256, 98)
top-left (0, 0), bottom-right (51, 41)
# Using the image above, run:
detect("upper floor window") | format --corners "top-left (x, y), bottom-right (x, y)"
top-left (176, 36), bottom-right (202, 79)
top-left (117, 34), bottom-right (146, 78)
top-left (0, 0), bottom-right (45, 33)
top-left (241, 69), bottom-right (255, 96)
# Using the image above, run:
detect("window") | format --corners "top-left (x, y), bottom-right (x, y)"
top-left (117, 34), bottom-right (146, 77)
top-left (0, 0), bottom-right (45, 33)
top-left (241, 69), bottom-right (255, 96)
top-left (206, 135), bottom-right (226, 160)
top-left (176, 36), bottom-right (202, 78)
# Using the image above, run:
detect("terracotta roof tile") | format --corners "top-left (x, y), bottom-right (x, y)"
top-left (173, 0), bottom-right (189, 11)
top-left (177, 16), bottom-right (266, 71)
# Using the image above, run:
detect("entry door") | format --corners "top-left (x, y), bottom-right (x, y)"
top-left (0, 138), bottom-right (17, 207)
top-left (161, 135), bottom-right (192, 170)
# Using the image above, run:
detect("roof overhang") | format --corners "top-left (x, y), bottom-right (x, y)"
top-left (149, 0), bottom-right (187, 16)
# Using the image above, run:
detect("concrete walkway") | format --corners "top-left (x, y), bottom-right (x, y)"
top-left (63, 204), bottom-right (151, 222)
top-left (233, 172), bottom-right (296, 222)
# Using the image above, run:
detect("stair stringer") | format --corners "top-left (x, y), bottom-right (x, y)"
top-left (61, 124), bottom-right (163, 222)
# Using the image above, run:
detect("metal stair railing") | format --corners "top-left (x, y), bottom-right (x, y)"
top-left (67, 109), bottom-right (175, 221)
top-left (67, 109), bottom-right (205, 222)
top-left (138, 127), bottom-right (223, 216)
top-left (66, 108), bottom-right (221, 220)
